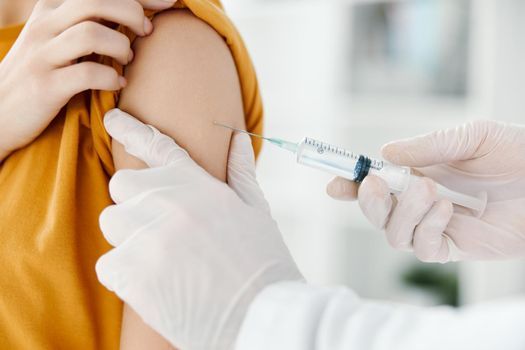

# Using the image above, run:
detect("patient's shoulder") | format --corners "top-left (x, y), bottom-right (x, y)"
top-left (115, 8), bottom-right (245, 180)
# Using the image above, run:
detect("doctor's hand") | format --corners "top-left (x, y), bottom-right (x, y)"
top-left (96, 109), bottom-right (303, 350)
top-left (0, 0), bottom-right (177, 162)
top-left (327, 120), bottom-right (525, 263)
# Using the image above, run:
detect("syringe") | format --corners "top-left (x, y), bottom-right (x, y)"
top-left (215, 123), bottom-right (487, 215)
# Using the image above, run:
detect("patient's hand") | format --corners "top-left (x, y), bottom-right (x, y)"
top-left (0, 0), bottom-right (175, 162)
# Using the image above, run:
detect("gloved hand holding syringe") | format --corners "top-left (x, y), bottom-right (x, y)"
top-left (214, 122), bottom-right (488, 216)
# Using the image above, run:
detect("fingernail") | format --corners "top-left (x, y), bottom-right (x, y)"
top-left (143, 17), bottom-right (153, 35)
top-left (127, 50), bottom-right (134, 63)
top-left (119, 76), bottom-right (127, 88)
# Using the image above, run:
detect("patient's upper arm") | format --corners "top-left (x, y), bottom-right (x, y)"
top-left (113, 9), bottom-right (246, 178)
top-left (111, 9), bottom-right (246, 349)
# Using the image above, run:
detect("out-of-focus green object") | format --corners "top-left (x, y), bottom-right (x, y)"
top-left (402, 264), bottom-right (459, 306)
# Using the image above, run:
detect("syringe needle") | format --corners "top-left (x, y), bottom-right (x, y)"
top-left (213, 121), bottom-right (273, 142)
top-left (213, 121), bottom-right (299, 154)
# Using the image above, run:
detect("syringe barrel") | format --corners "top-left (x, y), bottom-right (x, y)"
top-left (295, 137), bottom-right (410, 192)
top-left (294, 137), bottom-right (487, 215)
top-left (295, 137), bottom-right (361, 180)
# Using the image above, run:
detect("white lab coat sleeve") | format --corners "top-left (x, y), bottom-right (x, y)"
top-left (235, 281), bottom-right (525, 350)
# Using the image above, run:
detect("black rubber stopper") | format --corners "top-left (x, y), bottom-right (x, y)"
top-left (354, 155), bottom-right (371, 183)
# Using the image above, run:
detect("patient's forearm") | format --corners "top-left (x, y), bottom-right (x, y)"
top-left (111, 9), bottom-right (246, 349)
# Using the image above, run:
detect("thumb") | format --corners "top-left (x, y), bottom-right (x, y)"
top-left (227, 133), bottom-right (271, 214)
top-left (104, 109), bottom-right (190, 168)
top-left (381, 120), bottom-right (494, 167)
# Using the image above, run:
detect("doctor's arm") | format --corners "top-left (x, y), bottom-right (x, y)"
top-left (97, 114), bottom-right (525, 350)
top-left (238, 281), bottom-right (525, 350)
top-left (110, 9), bottom-right (246, 349)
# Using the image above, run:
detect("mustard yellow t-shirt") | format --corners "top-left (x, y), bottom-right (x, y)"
top-left (0, 1), bottom-right (263, 348)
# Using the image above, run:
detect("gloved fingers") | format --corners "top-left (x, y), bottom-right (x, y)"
top-left (104, 108), bottom-right (192, 168)
top-left (109, 168), bottom-right (147, 204)
top-left (96, 242), bottom-right (185, 349)
top-left (228, 133), bottom-right (257, 178)
top-left (381, 120), bottom-right (497, 167)
top-left (99, 191), bottom-right (163, 246)
top-left (96, 241), bottom-right (143, 295)
top-left (96, 248), bottom-right (121, 292)
top-left (326, 177), bottom-right (359, 201)
top-left (227, 133), bottom-right (271, 214)
top-left (108, 164), bottom-right (205, 204)
top-left (357, 175), bottom-right (393, 229)
top-left (412, 199), bottom-right (453, 263)
top-left (99, 203), bottom-right (141, 247)
top-left (442, 210), bottom-right (525, 261)
top-left (384, 177), bottom-right (436, 251)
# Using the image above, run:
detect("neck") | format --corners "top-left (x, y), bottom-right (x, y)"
top-left (0, 0), bottom-right (37, 27)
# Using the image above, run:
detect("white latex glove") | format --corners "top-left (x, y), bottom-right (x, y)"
top-left (327, 120), bottom-right (525, 263)
top-left (96, 109), bottom-right (303, 350)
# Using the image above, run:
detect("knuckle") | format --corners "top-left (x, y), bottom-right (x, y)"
top-left (400, 202), bottom-right (423, 221)
top-left (105, 68), bottom-right (120, 83)
top-left (359, 195), bottom-right (390, 229)
top-left (83, 0), bottom-right (105, 15)
top-left (413, 233), bottom-right (432, 262)
top-left (109, 169), bottom-right (135, 200)
top-left (415, 240), bottom-right (444, 263)
top-left (385, 226), bottom-right (413, 251)
top-left (113, 33), bottom-right (132, 59)
top-left (402, 177), bottom-right (435, 210)
top-left (468, 119), bottom-right (501, 138)
top-left (122, 35), bottom-right (132, 52)
top-left (361, 176), bottom-right (388, 200)
top-left (77, 63), bottom-right (96, 83)
top-left (130, 1), bottom-right (146, 20)
top-left (76, 21), bottom-right (100, 43)
top-left (420, 177), bottom-right (436, 198)
top-left (472, 119), bottom-right (494, 129)
top-left (111, 169), bottom-right (134, 185)
top-left (26, 17), bottom-right (48, 39)
top-left (413, 224), bottom-right (448, 263)
top-left (437, 200), bottom-right (454, 218)
top-left (99, 205), bottom-right (117, 232)
top-left (88, 64), bottom-right (117, 84)
top-left (414, 248), bottom-right (435, 263)
top-left (385, 227), bottom-right (401, 248)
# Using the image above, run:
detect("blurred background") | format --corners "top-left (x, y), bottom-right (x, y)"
top-left (221, 0), bottom-right (525, 307)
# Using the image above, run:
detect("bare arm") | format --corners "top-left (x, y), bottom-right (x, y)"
top-left (112, 9), bottom-right (246, 349)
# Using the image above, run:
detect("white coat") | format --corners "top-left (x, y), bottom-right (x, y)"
top-left (236, 282), bottom-right (525, 350)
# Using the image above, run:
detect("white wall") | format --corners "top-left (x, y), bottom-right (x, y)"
top-left (222, 0), bottom-right (525, 305)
